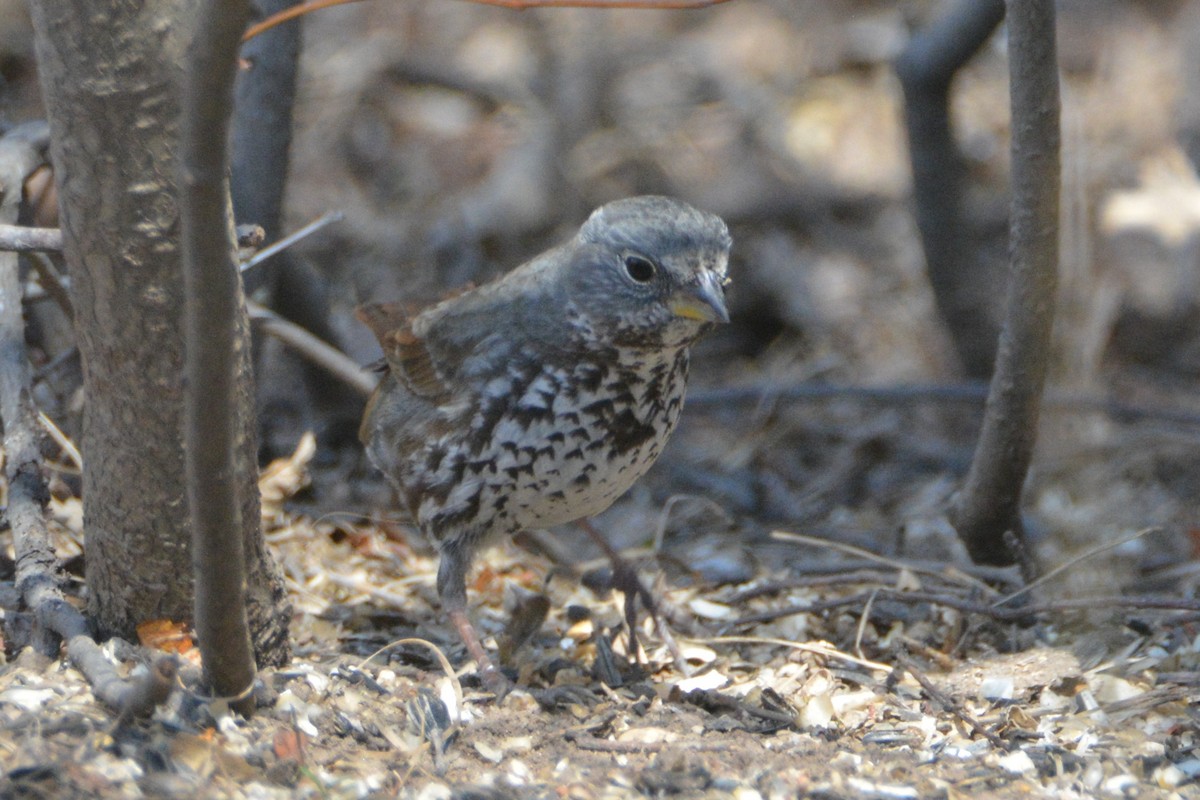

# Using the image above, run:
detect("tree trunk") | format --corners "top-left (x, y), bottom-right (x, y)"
top-left (28, 1), bottom-right (290, 665)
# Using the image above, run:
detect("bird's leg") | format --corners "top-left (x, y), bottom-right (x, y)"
top-left (579, 519), bottom-right (688, 673)
top-left (437, 545), bottom-right (511, 699)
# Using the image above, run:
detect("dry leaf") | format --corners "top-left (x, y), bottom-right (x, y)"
top-left (136, 619), bottom-right (195, 655)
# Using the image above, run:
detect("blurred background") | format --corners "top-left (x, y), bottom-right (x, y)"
top-left (4, 0), bottom-right (1200, 606)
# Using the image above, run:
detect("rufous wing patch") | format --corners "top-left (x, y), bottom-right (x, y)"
top-left (355, 303), bottom-right (449, 399)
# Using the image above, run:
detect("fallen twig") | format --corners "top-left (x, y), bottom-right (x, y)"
top-left (730, 588), bottom-right (1200, 629)
top-left (895, 652), bottom-right (1005, 749)
top-left (111, 655), bottom-right (180, 730)
top-left (356, 637), bottom-right (464, 728)
top-left (770, 530), bottom-right (1000, 596)
top-left (563, 732), bottom-right (734, 753)
top-left (992, 526), bottom-right (1160, 607)
top-left (701, 634), bottom-right (891, 673)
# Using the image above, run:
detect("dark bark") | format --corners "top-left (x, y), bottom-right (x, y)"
top-left (231, 0), bottom-right (301, 249)
top-left (895, 0), bottom-right (1007, 378)
top-left (0, 124), bottom-right (139, 713)
top-left (950, 0), bottom-right (1061, 565)
top-left (27, 1), bottom-right (289, 665)
top-left (232, 0), bottom-right (358, 453)
top-left (181, 0), bottom-right (259, 711)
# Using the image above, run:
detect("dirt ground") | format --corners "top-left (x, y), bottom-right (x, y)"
top-left (4, 0), bottom-right (1200, 798)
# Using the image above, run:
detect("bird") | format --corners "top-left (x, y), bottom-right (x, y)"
top-left (358, 195), bottom-right (731, 695)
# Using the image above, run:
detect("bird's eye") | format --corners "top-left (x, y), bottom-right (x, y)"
top-left (624, 255), bottom-right (656, 283)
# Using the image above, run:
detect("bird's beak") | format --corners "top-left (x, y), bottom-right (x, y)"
top-left (670, 271), bottom-right (729, 324)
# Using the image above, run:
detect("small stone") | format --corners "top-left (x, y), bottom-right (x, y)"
top-left (996, 750), bottom-right (1036, 775)
top-left (1154, 765), bottom-right (1185, 789)
top-left (414, 783), bottom-right (451, 800)
top-left (1100, 774), bottom-right (1137, 796)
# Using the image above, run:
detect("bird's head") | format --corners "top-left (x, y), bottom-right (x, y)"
top-left (562, 196), bottom-right (732, 349)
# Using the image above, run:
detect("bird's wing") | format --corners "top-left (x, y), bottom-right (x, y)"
top-left (357, 248), bottom-right (565, 398)
top-left (355, 302), bottom-right (451, 399)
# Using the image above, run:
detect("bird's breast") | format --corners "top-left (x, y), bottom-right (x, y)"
top-left (406, 346), bottom-right (691, 541)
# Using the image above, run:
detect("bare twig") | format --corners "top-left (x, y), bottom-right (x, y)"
top-left (0, 224), bottom-right (62, 253)
top-left (854, 589), bottom-right (879, 661)
top-left (239, 211), bottom-right (342, 273)
top-left (180, 0), bottom-right (258, 714)
top-left (244, 0), bottom-right (731, 42)
top-left (770, 530), bottom-right (999, 596)
top-left (950, 0), bottom-right (1061, 565)
top-left (992, 527), bottom-right (1159, 608)
top-left (895, 652), bottom-right (1005, 748)
top-left (564, 733), bottom-right (732, 753)
top-left (356, 637), bottom-right (464, 721)
top-left (0, 215), bottom-right (359, 397)
top-left (28, 252), bottom-right (73, 318)
top-left (728, 591), bottom-right (876, 628)
top-left (894, 0), bottom-right (1006, 377)
top-left (243, 0), bottom-right (358, 41)
top-left (38, 410), bottom-right (82, 471)
top-left (731, 589), bottom-right (1200, 629)
top-left (246, 299), bottom-right (376, 396)
top-left (703, 634), bottom-right (892, 673)
top-left (461, 0), bottom-right (732, 6)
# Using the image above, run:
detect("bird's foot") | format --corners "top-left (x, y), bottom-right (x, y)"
top-left (448, 608), bottom-right (512, 701)
top-left (579, 519), bottom-right (690, 675)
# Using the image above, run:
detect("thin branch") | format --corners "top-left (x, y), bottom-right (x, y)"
top-left (39, 410), bottom-right (82, 471)
top-left (895, 652), bottom-right (1005, 748)
top-left (246, 298), bottom-right (375, 396)
top-left (28, 252), bottom-right (73, 319)
top-left (950, 0), bottom-right (1061, 565)
top-left (0, 224), bottom-right (62, 253)
top-left (564, 734), bottom-right (731, 753)
top-left (244, 0), bottom-right (730, 42)
top-left (729, 589), bottom-right (1200, 629)
top-left (355, 638), bottom-right (463, 726)
top-left (992, 527), bottom-right (1160, 608)
top-left (0, 217), bottom-right (366, 396)
top-left (243, 0), bottom-right (358, 41)
top-left (462, 0), bottom-right (732, 6)
top-left (181, 0), bottom-right (258, 715)
top-left (239, 210), bottom-right (342, 273)
top-left (894, 0), bottom-right (1006, 377)
top-left (702, 634), bottom-right (892, 673)
top-left (770, 530), bottom-right (999, 596)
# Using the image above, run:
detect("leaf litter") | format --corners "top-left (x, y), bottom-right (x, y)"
top-left (1, 429), bottom-right (1197, 799)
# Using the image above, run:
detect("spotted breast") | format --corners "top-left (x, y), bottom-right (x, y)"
top-left (359, 195), bottom-right (731, 691)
